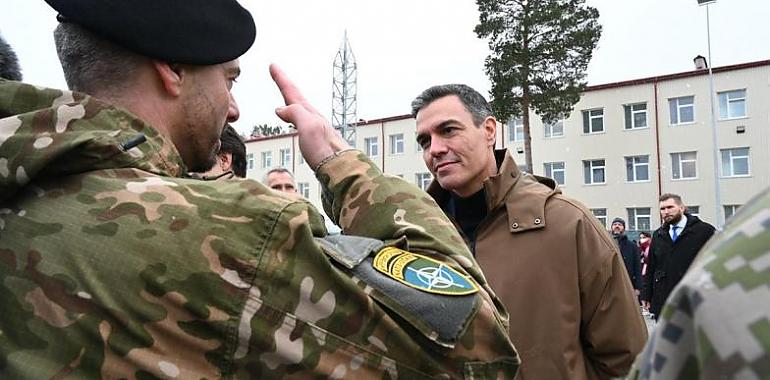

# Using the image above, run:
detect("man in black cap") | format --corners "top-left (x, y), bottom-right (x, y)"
top-left (0, 1), bottom-right (520, 378)
top-left (611, 217), bottom-right (642, 297)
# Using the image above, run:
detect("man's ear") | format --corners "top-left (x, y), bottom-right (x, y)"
top-left (483, 116), bottom-right (497, 147)
top-left (153, 62), bottom-right (184, 97)
top-left (219, 152), bottom-right (232, 171)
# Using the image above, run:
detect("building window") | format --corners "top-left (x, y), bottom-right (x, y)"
top-left (298, 152), bottom-right (305, 165)
top-left (389, 133), bottom-right (404, 155)
top-left (724, 204), bottom-right (742, 220)
top-left (583, 159), bottom-right (606, 184)
top-left (625, 155), bottom-right (650, 182)
top-left (669, 96), bottom-right (695, 125)
top-left (543, 161), bottom-right (565, 186)
top-left (364, 137), bottom-right (379, 157)
top-left (688, 205), bottom-right (700, 218)
top-left (627, 207), bottom-right (651, 231)
top-left (591, 208), bottom-right (607, 228)
top-left (279, 148), bottom-right (291, 167)
top-left (671, 151), bottom-right (698, 180)
top-left (721, 147), bottom-right (750, 177)
top-left (718, 89), bottom-right (746, 119)
top-left (624, 102), bottom-right (647, 129)
top-left (260, 151), bottom-right (272, 169)
top-left (415, 172), bottom-right (433, 191)
top-left (508, 118), bottom-right (524, 142)
top-left (582, 109), bottom-right (604, 134)
top-left (544, 120), bottom-right (564, 138)
top-left (297, 182), bottom-right (310, 199)
top-left (246, 153), bottom-right (254, 170)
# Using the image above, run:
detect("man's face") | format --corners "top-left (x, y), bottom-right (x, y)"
top-left (201, 152), bottom-right (232, 178)
top-left (178, 60), bottom-right (241, 172)
top-left (611, 221), bottom-right (625, 235)
top-left (659, 198), bottom-right (685, 225)
top-left (415, 95), bottom-right (496, 197)
top-left (267, 171), bottom-right (296, 194)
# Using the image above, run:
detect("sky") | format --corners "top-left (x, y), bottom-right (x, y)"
top-left (2, 0), bottom-right (768, 136)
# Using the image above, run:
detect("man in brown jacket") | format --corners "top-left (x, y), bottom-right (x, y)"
top-left (412, 84), bottom-right (647, 380)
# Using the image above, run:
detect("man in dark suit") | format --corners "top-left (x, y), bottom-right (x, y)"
top-left (641, 193), bottom-right (716, 320)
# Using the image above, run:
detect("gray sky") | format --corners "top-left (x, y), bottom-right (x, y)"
top-left (2, 0), bottom-right (768, 136)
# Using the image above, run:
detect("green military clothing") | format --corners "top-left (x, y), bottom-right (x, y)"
top-left (0, 80), bottom-right (519, 379)
top-left (629, 187), bottom-right (770, 380)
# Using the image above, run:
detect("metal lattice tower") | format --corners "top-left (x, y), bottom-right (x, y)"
top-left (332, 31), bottom-right (357, 145)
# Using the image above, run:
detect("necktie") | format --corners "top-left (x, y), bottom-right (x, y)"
top-left (672, 226), bottom-right (679, 242)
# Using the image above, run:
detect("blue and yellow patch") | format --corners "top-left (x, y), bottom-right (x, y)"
top-left (372, 247), bottom-right (479, 296)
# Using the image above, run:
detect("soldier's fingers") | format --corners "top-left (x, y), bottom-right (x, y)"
top-left (270, 64), bottom-right (307, 106)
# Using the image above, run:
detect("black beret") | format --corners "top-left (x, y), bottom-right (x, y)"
top-left (44, 0), bottom-right (256, 65)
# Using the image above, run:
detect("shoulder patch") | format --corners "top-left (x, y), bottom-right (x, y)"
top-left (373, 247), bottom-right (479, 296)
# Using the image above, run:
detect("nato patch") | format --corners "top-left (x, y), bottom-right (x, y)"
top-left (372, 247), bottom-right (479, 296)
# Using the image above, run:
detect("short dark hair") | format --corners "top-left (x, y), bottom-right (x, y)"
top-left (53, 23), bottom-right (146, 95)
top-left (218, 125), bottom-right (246, 177)
top-left (263, 167), bottom-right (294, 184)
top-left (410, 84), bottom-right (493, 127)
top-left (659, 193), bottom-right (683, 205)
top-left (639, 231), bottom-right (651, 239)
top-left (0, 33), bottom-right (22, 81)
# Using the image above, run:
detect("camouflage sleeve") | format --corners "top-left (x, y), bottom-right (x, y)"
top-left (315, 150), bottom-right (492, 288)
top-left (232, 178), bottom-right (520, 378)
top-left (628, 189), bottom-right (770, 380)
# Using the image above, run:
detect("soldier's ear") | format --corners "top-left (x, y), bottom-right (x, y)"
top-left (153, 61), bottom-right (184, 97)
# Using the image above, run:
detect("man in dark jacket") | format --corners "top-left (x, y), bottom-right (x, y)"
top-left (611, 217), bottom-right (642, 295)
top-left (641, 193), bottom-right (716, 320)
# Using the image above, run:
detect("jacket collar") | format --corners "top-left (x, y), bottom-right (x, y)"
top-left (427, 149), bottom-right (559, 234)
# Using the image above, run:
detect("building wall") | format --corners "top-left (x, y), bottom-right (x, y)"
top-left (245, 61), bottom-right (770, 230)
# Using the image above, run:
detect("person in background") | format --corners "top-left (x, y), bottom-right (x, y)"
top-left (263, 167), bottom-right (297, 194)
top-left (200, 124), bottom-right (247, 178)
top-left (611, 217), bottom-right (643, 296)
top-left (641, 193), bottom-right (716, 320)
top-left (638, 231), bottom-right (652, 289)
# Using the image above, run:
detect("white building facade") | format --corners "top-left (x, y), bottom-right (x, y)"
top-left (244, 60), bottom-right (770, 231)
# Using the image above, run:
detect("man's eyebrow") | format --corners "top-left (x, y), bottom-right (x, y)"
top-left (226, 66), bottom-right (241, 77)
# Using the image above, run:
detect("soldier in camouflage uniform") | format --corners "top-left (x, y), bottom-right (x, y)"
top-left (628, 187), bottom-right (770, 380)
top-left (0, 0), bottom-right (519, 378)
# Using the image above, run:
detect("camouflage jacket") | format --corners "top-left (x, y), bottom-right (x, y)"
top-left (0, 80), bottom-right (519, 379)
top-left (629, 187), bottom-right (770, 380)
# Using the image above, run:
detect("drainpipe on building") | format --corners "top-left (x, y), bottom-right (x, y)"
top-left (653, 78), bottom-right (663, 219)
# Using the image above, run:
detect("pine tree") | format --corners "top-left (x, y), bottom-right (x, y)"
top-left (475, 0), bottom-right (601, 172)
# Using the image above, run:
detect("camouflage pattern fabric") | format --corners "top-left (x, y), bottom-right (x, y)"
top-left (629, 187), bottom-right (770, 380)
top-left (0, 80), bottom-right (519, 379)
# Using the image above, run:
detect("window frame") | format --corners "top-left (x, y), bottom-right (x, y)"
top-left (260, 151), bottom-right (272, 169)
top-left (583, 159), bottom-right (606, 185)
top-left (717, 89), bottom-right (747, 120)
top-left (415, 172), bottom-right (433, 191)
top-left (364, 137), bottom-right (379, 157)
top-left (720, 147), bottom-right (750, 177)
top-left (582, 108), bottom-right (605, 134)
top-left (389, 133), bottom-right (405, 155)
top-left (627, 207), bottom-right (651, 231)
top-left (591, 208), bottom-right (607, 228)
top-left (669, 96), bottom-right (695, 125)
top-left (543, 161), bottom-right (565, 186)
top-left (508, 118), bottom-right (524, 142)
top-left (297, 182), bottom-right (310, 199)
top-left (671, 151), bottom-right (698, 180)
top-left (625, 155), bottom-right (650, 183)
top-left (246, 153), bottom-right (254, 170)
top-left (279, 148), bottom-right (291, 168)
top-left (624, 102), bottom-right (648, 130)
top-left (544, 120), bottom-right (564, 139)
